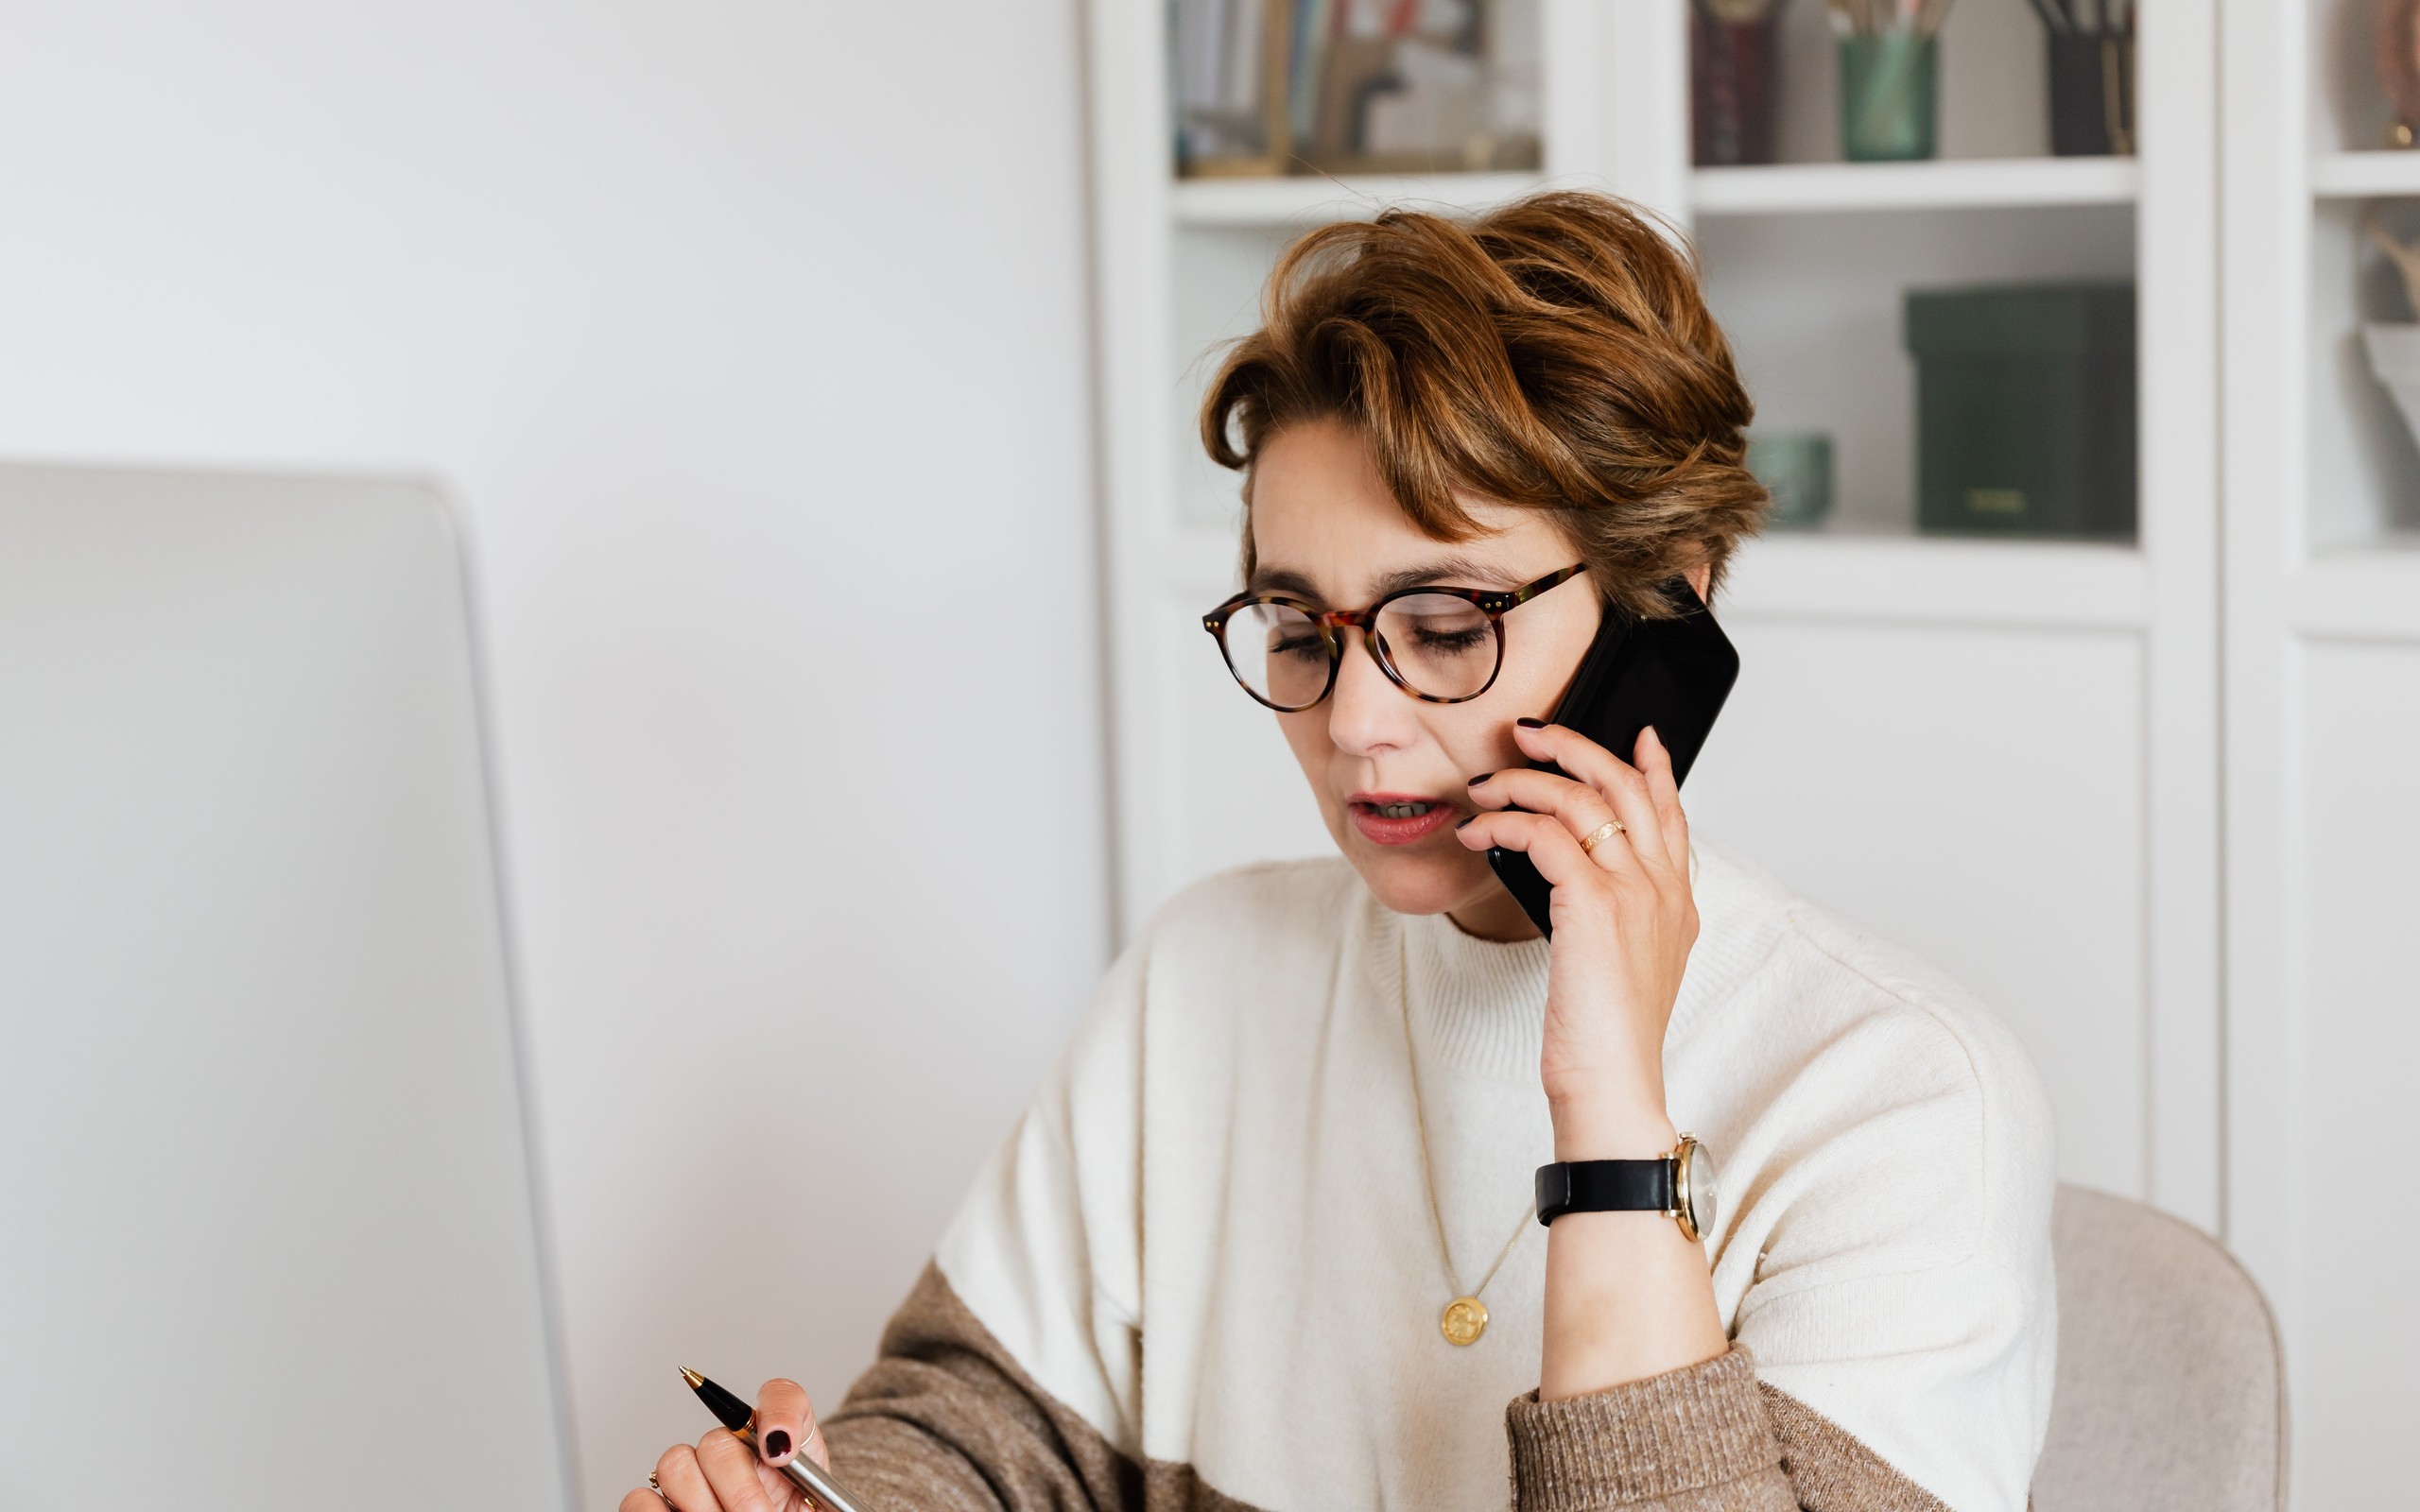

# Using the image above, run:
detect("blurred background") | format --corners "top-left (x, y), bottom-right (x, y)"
top-left (0, 0), bottom-right (2413, 1506)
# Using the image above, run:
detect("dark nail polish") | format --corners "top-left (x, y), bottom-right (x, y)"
top-left (1466, 772), bottom-right (1493, 786)
top-left (1516, 716), bottom-right (1547, 730)
top-left (764, 1429), bottom-right (792, 1460)
top-left (1455, 815), bottom-right (1477, 830)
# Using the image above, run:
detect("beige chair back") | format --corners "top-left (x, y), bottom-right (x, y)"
top-left (2031, 1184), bottom-right (2289, 1511)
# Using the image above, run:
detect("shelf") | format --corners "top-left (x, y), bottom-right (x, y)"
top-left (1171, 159), bottom-right (2148, 227)
top-left (2285, 547), bottom-right (2420, 638)
top-left (1719, 532), bottom-right (2149, 629)
top-left (2310, 151), bottom-right (2420, 199)
top-left (1691, 158), bottom-right (2140, 217)
top-left (1170, 527), bottom-right (2150, 631)
top-left (1172, 172), bottom-right (1547, 228)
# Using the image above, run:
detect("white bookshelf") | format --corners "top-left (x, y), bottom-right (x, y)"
top-left (2220, 4), bottom-right (2420, 1506)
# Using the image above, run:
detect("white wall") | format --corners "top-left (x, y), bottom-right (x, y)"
top-left (0, 4), bottom-right (1105, 1503)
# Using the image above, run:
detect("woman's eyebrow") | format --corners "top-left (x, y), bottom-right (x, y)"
top-left (1245, 566), bottom-right (1322, 600)
top-left (1247, 555), bottom-right (1524, 603)
top-left (1369, 555), bottom-right (1525, 596)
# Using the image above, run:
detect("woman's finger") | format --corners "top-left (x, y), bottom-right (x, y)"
top-left (1466, 767), bottom-right (1640, 877)
top-left (696, 1428), bottom-right (782, 1512)
top-left (655, 1442), bottom-right (720, 1512)
top-left (622, 1491), bottom-right (672, 1512)
top-left (1511, 720), bottom-right (1672, 872)
top-left (1634, 727), bottom-right (1691, 872)
top-left (1456, 807), bottom-right (1602, 895)
top-left (753, 1379), bottom-right (825, 1471)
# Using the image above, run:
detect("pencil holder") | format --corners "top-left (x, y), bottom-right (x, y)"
top-left (2048, 33), bottom-right (2135, 155)
top-left (1840, 32), bottom-right (1938, 163)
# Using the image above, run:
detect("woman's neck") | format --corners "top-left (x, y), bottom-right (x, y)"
top-left (1445, 885), bottom-right (1543, 943)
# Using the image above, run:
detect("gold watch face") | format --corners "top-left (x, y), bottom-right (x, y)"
top-left (1680, 1136), bottom-right (1719, 1241)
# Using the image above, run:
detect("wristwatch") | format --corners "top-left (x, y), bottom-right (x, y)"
top-left (1533, 1134), bottom-right (1718, 1242)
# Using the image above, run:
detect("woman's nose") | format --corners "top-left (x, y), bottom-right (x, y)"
top-left (1323, 626), bottom-right (1417, 756)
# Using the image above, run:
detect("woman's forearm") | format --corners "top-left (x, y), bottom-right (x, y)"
top-left (1537, 1094), bottom-right (1728, 1400)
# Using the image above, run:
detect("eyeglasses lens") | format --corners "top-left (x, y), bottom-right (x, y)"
top-left (1374, 593), bottom-right (1500, 701)
top-left (1224, 601), bottom-right (1331, 710)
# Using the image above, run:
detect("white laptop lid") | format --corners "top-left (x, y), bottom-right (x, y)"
top-left (0, 466), bottom-right (572, 1510)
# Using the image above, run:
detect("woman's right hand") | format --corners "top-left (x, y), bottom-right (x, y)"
top-left (619, 1379), bottom-right (831, 1512)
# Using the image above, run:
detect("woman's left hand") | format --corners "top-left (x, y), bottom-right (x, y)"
top-left (1457, 721), bottom-right (1698, 1157)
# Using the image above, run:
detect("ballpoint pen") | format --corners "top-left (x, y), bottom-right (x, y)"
top-left (680, 1366), bottom-right (875, 1512)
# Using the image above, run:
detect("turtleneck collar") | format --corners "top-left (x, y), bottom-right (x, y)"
top-left (1397, 907), bottom-right (1552, 1084)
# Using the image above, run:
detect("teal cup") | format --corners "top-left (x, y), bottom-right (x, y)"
top-left (1841, 33), bottom-right (1939, 163)
top-left (1746, 433), bottom-right (1835, 530)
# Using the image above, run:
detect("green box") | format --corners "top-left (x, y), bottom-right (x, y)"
top-left (1904, 282), bottom-right (2136, 540)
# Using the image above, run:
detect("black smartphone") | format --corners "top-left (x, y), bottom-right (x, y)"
top-left (1483, 576), bottom-right (1739, 937)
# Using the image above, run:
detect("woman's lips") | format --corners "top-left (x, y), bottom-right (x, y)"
top-left (1346, 792), bottom-right (1461, 846)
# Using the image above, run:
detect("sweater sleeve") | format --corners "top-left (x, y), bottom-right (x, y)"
top-left (1503, 1346), bottom-right (1959, 1512)
top-left (818, 1260), bottom-right (1145, 1512)
top-left (1505, 1347), bottom-right (1795, 1511)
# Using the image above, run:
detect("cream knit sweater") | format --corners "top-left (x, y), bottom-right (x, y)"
top-left (822, 843), bottom-right (2059, 1511)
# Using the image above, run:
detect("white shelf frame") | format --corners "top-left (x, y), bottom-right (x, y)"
top-left (1692, 156), bottom-right (2140, 216)
top-left (1172, 153), bottom-right (2142, 232)
top-left (1172, 172), bottom-right (1549, 227)
top-left (2309, 148), bottom-right (2420, 198)
top-left (2223, 3), bottom-right (2420, 1503)
top-left (1720, 535), bottom-right (2151, 629)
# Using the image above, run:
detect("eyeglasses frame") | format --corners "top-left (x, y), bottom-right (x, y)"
top-left (1201, 563), bottom-right (1589, 713)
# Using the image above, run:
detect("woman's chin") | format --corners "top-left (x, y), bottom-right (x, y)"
top-left (1340, 838), bottom-right (1497, 918)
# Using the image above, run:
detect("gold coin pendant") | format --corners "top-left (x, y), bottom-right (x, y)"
top-left (1440, 1296), bottom-right (1489, 1347)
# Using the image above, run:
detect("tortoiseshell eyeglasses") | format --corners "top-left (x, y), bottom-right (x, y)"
top-left (1201, 564), bottom-right (1588, 713)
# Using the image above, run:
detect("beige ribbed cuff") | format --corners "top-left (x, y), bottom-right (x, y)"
top-left (1504, 1345), bottom-right (1787, 1510)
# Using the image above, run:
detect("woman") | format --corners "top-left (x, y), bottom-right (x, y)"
top-left (628, 192), bottom-right (2055, 1512)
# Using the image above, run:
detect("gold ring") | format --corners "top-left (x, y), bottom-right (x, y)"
top-left (1578, 818), bottom-right (1626, 855)
top-left (648, 1471), bottom-right (671, 1505)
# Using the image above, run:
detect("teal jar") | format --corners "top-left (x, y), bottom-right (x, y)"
top-left (1841, 32), bottom-right (1939, 163)
top-left (1745, 434), bottom-right (1835, 530)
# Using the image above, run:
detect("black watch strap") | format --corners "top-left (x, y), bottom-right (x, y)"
top-left (1534, 1158), bottom-right (1673, 1226)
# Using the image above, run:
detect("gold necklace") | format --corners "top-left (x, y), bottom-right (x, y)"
top-left (1399, 929), bottom-right (1535, 1346)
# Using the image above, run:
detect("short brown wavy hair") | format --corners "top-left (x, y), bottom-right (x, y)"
top-left (1201, 190), bottom-right (1768, 622)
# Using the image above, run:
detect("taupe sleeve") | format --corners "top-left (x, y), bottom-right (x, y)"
top-left (830, 1269), bottom-right (1953, 1512)
top-left (1505, 1348), bottom-right (1794, 1511)
top-left (1756, 1383), bottom-right (1955, 1512)
top-left (819, 1261), bottom-right (1144, 1512)
top-left (1503, 1347), bottom-right (1952, 1512)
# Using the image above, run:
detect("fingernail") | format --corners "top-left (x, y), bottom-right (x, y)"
top-left (1466, 772), bottom-right (1493, 786)
top-left (1516, 716), bottom-right (1547, 729)
top-left (1455, 815), bottom-right (1477, 830)
top-left (764, 1429), bottom-right (792, 1460)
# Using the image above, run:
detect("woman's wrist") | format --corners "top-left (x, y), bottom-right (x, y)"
top-left (1547, 1091), bottom-right (1677, 1162)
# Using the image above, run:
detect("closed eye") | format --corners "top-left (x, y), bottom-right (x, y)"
top-left (1409, 624), bottom-right (1490, 653)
